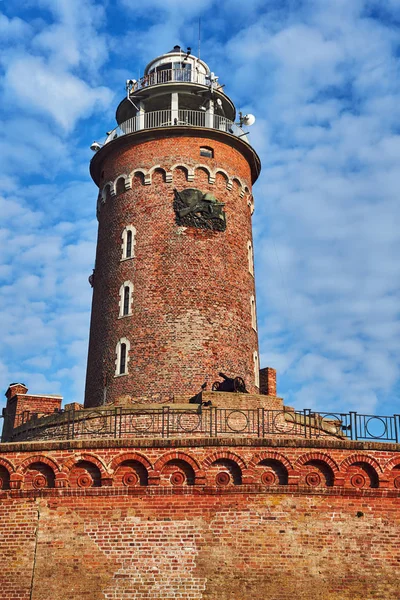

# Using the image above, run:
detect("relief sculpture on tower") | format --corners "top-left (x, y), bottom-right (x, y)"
top-left (173, 188), bottom-right (227, 231)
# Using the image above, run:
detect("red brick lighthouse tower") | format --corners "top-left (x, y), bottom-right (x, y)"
top-left (3, 45), bottom-right (400, 600)
top-left (85, 46), bottom-right (261, 408)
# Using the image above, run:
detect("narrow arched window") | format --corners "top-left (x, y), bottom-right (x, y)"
top-left (115, 338), bottom-right (131, 376)
top-left (253, 351), bottom-right (260, 387)
top-left (250, 295), bottom-right (257, 330)
top-left (247, 241), bottom-right (254, 275)
top-left (123, 286), bottom-right (130, 315)
top-left (120, 343), bottom-right (127, 374)
top-left (126, 230), bottom-right (132, 258)
top-left (121, 226), bottom-right (136, 260)
top-left (119, 281), bottom-right (133, 317)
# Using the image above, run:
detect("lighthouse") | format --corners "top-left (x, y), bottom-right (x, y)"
top-left (84, 46), bottom-right (261, 407)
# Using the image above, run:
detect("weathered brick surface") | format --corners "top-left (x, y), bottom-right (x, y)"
top-left (84, 134), bottom-right (259, 407)
top-left (259, 367), bottom-right (277, 396)
top-left (1, 437), bottom-right (400, 599)
top-left (2, 391), bottom-right (62, 442)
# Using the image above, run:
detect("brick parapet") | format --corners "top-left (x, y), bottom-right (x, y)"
top-left (2, 392), bottom-right (62, 442)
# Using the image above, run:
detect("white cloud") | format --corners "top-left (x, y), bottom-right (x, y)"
top-left (32, 0), bottom-right (108, 74)
top-left (0, 13), bottom-right (32, 40)
top-left (4, 55), bottom-right (113, 131)
top-left (1, 0), bottom-right (399, 418)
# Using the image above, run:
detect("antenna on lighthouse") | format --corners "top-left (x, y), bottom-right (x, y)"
top-left (198, 18), bottom-right (201, 59)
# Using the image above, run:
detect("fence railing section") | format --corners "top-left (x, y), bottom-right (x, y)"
top-left (3, 407), bottom-right (400, 444)
top-left (136, 68), bottom-right (209, 89)
top-left (103, 110), bottom-right (247, 146)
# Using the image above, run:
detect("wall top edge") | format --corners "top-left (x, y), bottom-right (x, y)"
top-left (89, 126), bottom-right (261, 187)
top-left (1, 435), bottom-right (399, 454)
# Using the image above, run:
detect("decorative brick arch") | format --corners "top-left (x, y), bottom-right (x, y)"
top-left (193, 164), bottom-right (214, 184)
top-left (146, 165), bottom-right (171, 184)
top-left (61, 453), bottom-right (109, 477)
top-left (248, 451), bottom-right (293, 472)
top-left (246, 192), bottom-right (254, 212)
top-left (340, 453), bottom-right (383, 473)
top-left (202, 450), bottom-right (247, 471)
top-left (243, 187), bottom-right (252, 202)
top-left (16, 455), bottom-right (60, 475)
top-left (170, 163), bottom-right (194, 181)
top-left (214, 168), bottom-right (230, 188)
top-left (101, 182), bottom-right (115, 202)
top-left (114, 174), bottom-right (129, 194)
top-left (295, 452), bottom-right (340, 473)
top-left (383, 456), bottom-right (400, 471)
top-left (129, 168), bottom-right (147, 186)
top-left (381, 457), bottom-right (400, 480)
top-left (109, 452), bottom-right (154, 474)
top-left (0, 457), bottom-right (16, 475)
top-left (154, 451), bottom-right (201, 475)
top-left (232, 176), bottom-right (245, 191)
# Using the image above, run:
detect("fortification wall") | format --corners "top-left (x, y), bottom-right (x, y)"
top-left (0, 437), bottom-right (399, 600)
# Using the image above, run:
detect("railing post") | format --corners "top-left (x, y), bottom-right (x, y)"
top-left (138, 102), bottom-right (145, 130)
top-left (161, 406), bottom-right (170, 438)
top-left (171, 93), bottom-right (179, 125)
top-left (257, 408), bottom-right (264, 438)
top-left (303, 409), bottom-right (311, 438)
top-left (394, 415), bottom-right (400, 444)
top-left (349, 412), bottom-right (358, 441)
top-left (114, 407), bottom-right (120, 438)
top-left (66, 409), bottom-right (70, 440)
top-left (71, 408), bottom-right (75, 440)
top-left (205, 98), bottom-right (214, 129)
top-left (161, 406), bottom-right (166, 438)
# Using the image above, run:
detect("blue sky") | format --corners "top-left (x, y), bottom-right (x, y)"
top-left (1, 0), bottom-right (400, 416)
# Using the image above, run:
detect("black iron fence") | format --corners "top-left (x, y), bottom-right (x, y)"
top-left (2, 406), bottom-right (400, 443)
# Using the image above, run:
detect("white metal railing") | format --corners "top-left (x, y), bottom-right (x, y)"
top-left (104, 109), bottom-right (248, 145)
top-left (133, 68), bottom-right (209, 90)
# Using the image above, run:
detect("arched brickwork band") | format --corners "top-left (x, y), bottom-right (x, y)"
top-left (109, 452), bottom-right (153, 474)
top-left (248, 451), bottom-right (294, 472)
top-left (16, 454), bottom-right (61, 474)
top-left (1, 445), bottom-right (400, 492)
top-left (295, 452), bottom-right (340, 473)
top-left (340, 454), bottom-right (383, 473)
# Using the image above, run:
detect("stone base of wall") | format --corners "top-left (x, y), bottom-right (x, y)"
top-left (1, 490), bottom-right (399, 600)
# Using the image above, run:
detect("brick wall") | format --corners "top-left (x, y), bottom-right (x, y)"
top-left (84, 133), bottom-right (260, 407)
top-left (2, 384), bottom-right (62, 442)
top-left (0, 437), bottom-right (400, 599)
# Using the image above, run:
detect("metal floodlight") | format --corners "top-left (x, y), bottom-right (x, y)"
top-left (90, 141), bottom-right (102, 152)
top-left (242, 113), bottom-right (256, 126)
top-left (238, 112), bottom-right (256, 127)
